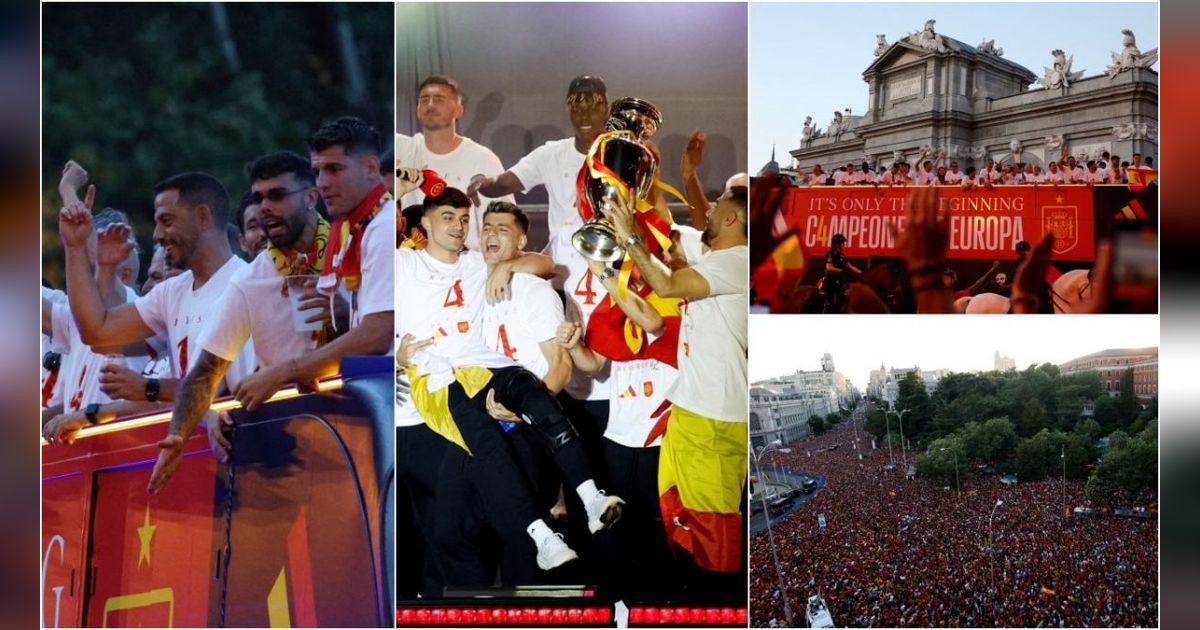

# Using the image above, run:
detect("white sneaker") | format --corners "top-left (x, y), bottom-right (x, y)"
top-left (535, 531), bottom-right (578, 571)
top-left (585, 490), bottom-right (625, 533)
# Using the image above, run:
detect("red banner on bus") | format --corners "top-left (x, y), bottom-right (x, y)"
top-left (778, 185), bottom-right (1097, 261)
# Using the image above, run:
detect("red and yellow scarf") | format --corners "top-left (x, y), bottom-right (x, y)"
top-left (268, 214), bottom-right (331, 279)
top-left (319, 184), bottom-right (391, 295)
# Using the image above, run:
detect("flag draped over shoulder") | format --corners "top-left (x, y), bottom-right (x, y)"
top-left (658, 405), bottom-right (748, 573)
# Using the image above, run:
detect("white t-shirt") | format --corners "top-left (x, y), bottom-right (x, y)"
top-left (1064, 166), bottom-right (1086, 183)
top-left (508, 137), bottom-right (589, 248)
top-left (136, 256), bottom-right (256, 390)
top-left (1045, 170), bottom-right (1065, 183)
top-left (481, 273), bottom-right (563, 381)
top-left (670, 245), bottom-right (748, 423)
top-left (53, 284), bottom-right (143, 411)
top-left (943, 170), bottom-right (964, 184)
top-left (350, 203), bottom-right (395, 334)
top-left (193, 252), bottom-right (312, 375)
top-left (1083, 169), bottom-right (1107, 184)
top-left (605, 357), bottom-right (678, 448)
top-left (397, 134), bottom-right (513, 252)
top-left (394, 248), bottom-right (516, 426)
top-left (41, 288), bottom-right (68, 409)
top-left (807, 172), bottom-right (829, 186)
top-left (556, 234), bottom-right (611, 401)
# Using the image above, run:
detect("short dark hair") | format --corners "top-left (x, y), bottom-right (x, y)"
top-left (422, 187), bottom-right (472, 215)
top-left (307, 116), bottom-right (382, 158)
top-left (1086, 160), bottom-right (1096, 168)
top-left (401, 203), bottom-right (425, 234)
top-left (245, 150), bottom-right (315, 186)
top-left (418, 75), bottom-right (461, 101)
top-left (1145, 157), bottom-right (1153, 166)
top-left (93, 207), bottom-right (130, 231)
top-left (153, 171), bottom-right (230, 226)
top-left (483, 200), bottom-right (530, 234)
top-left (236, 191), bottom-right (256, 235)
top-left (1132, 152), bottom-right (1142, 158)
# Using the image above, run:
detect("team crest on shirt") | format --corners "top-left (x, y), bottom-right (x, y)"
top-left (457, 321), bottom-right (470, 333)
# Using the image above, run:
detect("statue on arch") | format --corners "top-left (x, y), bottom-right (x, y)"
top-left (874, 34), bottom-right (890, 57)
top-left (1106, 29), bottom-right (1158, 79)
top-left (906, 19), bottom-right (948, 54)
top-left (802, 115), bottom-right (822, 145)
top-left (1038, 49), bottom-right (1085, 90)
top-left (977, 38), bottom-right (1004, 57)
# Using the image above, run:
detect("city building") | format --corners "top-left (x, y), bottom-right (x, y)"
top-left (750, 353), bottom-right (860, 447)
top-left (1059, 347), bottom-right (1158, 402)
top-left (994, 351), bottom-right (1016, 372)
top-left (790, 22), bottom-right (1157, 174)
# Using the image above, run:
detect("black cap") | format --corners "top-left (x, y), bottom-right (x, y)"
top-left (1015, 240), bottom-right (1031, 253)
top-left (832, 233), bottom-right (847, 245)
top-left (567, 75), bottom-right (607, 101)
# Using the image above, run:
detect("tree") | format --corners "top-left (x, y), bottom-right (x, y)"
top-left (1086, 422), bottom-right (1157, 504)
top-left (865, 408), bottom-right (888, 441)
top-left (1117, 368), bottom-right (1137, 426)
top-left (824, 412), bottom-right (841, 429)
top-left (808, 414), bottom-right (826, 436)
top-left (1093, 396), bottom-right (1120, 432)
top-left (1015, 398), bottom-right (1047, 438)
top-left (916, 436), bottom-right (966, 487)
top-left (896, 372), bottom-right (933, 440)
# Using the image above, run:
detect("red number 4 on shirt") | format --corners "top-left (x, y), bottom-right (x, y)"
top-left (574, 270), bottom-right (597, 305)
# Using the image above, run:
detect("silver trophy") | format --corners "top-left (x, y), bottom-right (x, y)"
top-left (572, 98), bottom-right (662, 262)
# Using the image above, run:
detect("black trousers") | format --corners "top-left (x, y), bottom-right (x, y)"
top-left (396, 423), bottom-right (449, 598)
top-left (594, 440), bottom-right (676, 601)
top-left (431, 367), bottom-right (597, 586)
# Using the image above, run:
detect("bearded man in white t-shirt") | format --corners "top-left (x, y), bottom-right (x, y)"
top-left (397, 75), bottom-right (513, 251)
top-left (52, 171), bottom-right (256, 446)
top-left (148, 118), bottom-right (396, 494)
top-left (606, 184), bottom-right (749, 579)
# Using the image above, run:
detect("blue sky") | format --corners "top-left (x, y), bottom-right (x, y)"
top-left (749, 1), bottom-right (1160, 170)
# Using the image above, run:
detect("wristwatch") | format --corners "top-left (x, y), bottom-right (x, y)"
top-left (597, 266), bottom-right (617, 282)
top-left (84, 403), bottom-right (101, 425)
top-left (622, 232), bottom-right (644, 248)
top-left (145, 378), bottom-right (161, 403)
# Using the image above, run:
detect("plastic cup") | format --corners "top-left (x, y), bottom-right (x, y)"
top-left (285, 275), bottom-right (325, 332)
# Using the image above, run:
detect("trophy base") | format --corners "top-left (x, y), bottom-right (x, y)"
top-left (572, 224), bottom-right (623, 263)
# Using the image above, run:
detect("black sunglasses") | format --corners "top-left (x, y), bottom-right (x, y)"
top-left (251, 187), bottom-right (309, 205)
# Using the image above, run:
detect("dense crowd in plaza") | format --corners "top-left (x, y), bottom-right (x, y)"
top-left (750, 405), bottom-right (1158, 628)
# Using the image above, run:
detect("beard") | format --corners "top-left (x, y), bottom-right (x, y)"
top-left (701, 222), bottom-right (716, 246)
top-left (267, 211), bottom-right (308, 250)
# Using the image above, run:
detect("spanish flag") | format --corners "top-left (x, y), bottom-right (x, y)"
top-left (751, 209), bottom-right (806, 311)
top-left (658, 405), bottom-right (748, 573)
top-left (406, 365), bottom-right (494, 453)
top-left (1125, 167), bottom-right (1157, 192)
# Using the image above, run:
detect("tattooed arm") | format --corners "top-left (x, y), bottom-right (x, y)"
top-left (148, 350), bottom-right (231, 494)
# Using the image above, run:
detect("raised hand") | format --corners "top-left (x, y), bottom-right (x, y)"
top-left (59, 160), bottom-right (89, 204)
top-left (681, 129), bottom-right (707, 177)
top-left (58, 184), bottom-right (96, 250)
top-left (96, 222), bottom-right (134, 268)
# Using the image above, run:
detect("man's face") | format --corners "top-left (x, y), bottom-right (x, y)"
top-left (1049, 162), bottom-right (1059, 172)
top-left (421, 204), bottom-right (470, 255)
top-left (252, 172), bottom-right (313, 250)
top-left (1132, 154), bottom-right (1142, 166)
top-left (417, 84), bottom-right (462, 133)
top-left (567, 97), bottom-right (608, 145)
top-left (152, 189), bottom-right (202, 269)
top-left (703, 193), bottom-right (740, 245)
top-left (142, 247), bottom-right (184, 294)
top-left (995, 272), bottom-right (1008, 285)
top-left (986, 159), bottom-right (995, 169)
top-left (1088, 163), bottom-right (1098, 173)
top-left (240, 203), bottom-right (266, 257)
top-left (949, 162), bottom-right (959, 172)
top-left (312, 146), bottom-right (379, 219)
top-left (1067, 157), bottom-right (1077, 168)
top-left (481, 212), bottom-right (526, 265)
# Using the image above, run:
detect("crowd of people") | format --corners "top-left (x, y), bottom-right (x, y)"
top-left (394, 74), bottom-right (749, 603)
top-left (750, 405), bottom-right (1158, 628)
top-left (795, 148), bottom-right (1157, 188)
top-left (41, 116), bottom-right (396, 492)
